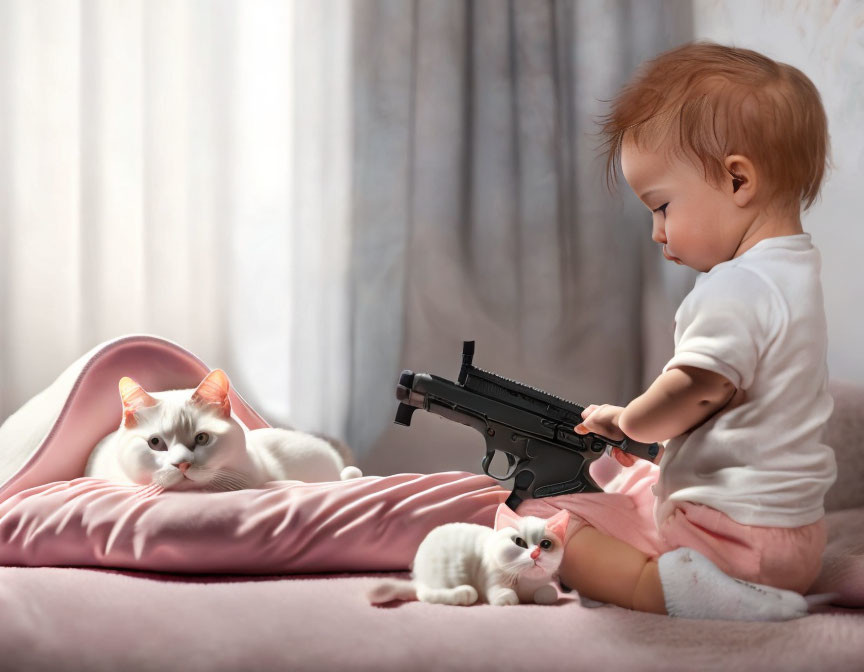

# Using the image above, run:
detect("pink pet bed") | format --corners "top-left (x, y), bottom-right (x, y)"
top-left (0, 335), bottom-right (508, 573)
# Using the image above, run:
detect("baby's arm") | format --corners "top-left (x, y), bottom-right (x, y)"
top-left (576, 365), bottom-right (737, 449)
top-left (620, 365), bottom-right (736, 444)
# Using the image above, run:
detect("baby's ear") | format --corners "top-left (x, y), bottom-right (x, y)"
top-left (494, 503), bottom-right (522, 531)
top-left (119, 377), bottom-right (157, 428)
top-left (191, 369), bottom-right (231, 418)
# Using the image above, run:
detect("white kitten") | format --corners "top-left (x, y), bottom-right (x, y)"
top-left (368, 504), bottom-right (570, 606)
top-left (84, 369), bottom-right (362, 491)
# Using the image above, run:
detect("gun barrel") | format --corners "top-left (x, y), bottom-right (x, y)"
top-left (397, 371), bottom-right (565, 444)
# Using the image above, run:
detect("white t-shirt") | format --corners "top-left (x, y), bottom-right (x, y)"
top-left (654, 233), bottom-right (836, 528)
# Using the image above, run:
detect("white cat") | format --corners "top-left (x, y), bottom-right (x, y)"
top-left (84, 369), bottom-right (362, 491)
top-left (368, 504), bottom-right (570, 606)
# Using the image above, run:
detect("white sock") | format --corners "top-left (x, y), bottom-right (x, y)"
top-left (657, 547), bottom-right (809, 622)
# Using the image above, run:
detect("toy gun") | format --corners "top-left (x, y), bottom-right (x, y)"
top-left (394, 341), bottom-right (660, 510)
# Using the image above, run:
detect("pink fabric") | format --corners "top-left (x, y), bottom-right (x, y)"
top-left (516, 460), bottom-right (827, 593)
top-left (0, 472), bottom-right (507, 573)
top-left (515, 460), bottom-right (667, 557)
top-left (659, 502), bottom-right (826, 593)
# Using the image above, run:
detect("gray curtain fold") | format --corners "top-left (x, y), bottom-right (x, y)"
top-left (349, 0), bottom-right (696, 474)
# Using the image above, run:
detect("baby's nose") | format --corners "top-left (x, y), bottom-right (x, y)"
top-left (651, 223), bottom-right (667, 244)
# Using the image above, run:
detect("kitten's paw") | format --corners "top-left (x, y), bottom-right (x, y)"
top-left (416, 585), bottom-right (478, 605)
top-left (532, 585), bottom-right (559, 605)
top-left (453, 585), bottom-right (479, 605)
top-left (489, 589), bottom-right (520, 607)
top-left (340, 466), bottom-right (363, 480)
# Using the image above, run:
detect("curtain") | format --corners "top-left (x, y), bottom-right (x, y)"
top-left (354, 0), bottom-right (696, 475)
top-left (0, 0), bottom-right (353, 441)
top-left (0, 0), bottom-right (695, 473)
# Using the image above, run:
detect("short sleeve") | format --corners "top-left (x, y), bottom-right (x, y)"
top-left (662, 266), bottom-right (781, 390)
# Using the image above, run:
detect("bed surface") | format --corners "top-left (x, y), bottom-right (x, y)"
top-left (1, 563), bottom-right (861, 672)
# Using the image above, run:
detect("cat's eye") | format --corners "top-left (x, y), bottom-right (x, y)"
top-left (195, 432), bottom-right (210, 446)
top-left (540, 539), bottom-right (552, 550)
top-left (148, 436), bottom-right (166, 451)
top-left (513, 537), bottom-right (528, 549)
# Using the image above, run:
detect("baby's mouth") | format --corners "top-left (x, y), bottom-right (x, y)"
top-left (663, 245), bottom-right (683, 264)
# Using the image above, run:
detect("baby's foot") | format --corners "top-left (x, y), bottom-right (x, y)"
top-left (658, 547), bottom-right (809, 621)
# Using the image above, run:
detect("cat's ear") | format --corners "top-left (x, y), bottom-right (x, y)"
top-left (119, 377), bottom-right (158, 428)
top-left (494, 503), bottom-right (522, 531)
top-left (191, 369), bottom-right (231, 418)
top-left (545, 509), bottom-right (570, 544)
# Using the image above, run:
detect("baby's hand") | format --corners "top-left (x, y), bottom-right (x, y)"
top-left (575, 404), bottom-right (636, 467)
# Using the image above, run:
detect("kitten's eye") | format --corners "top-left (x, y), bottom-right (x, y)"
top-left (195, 432), bottom-right (210, 446)
top-left (540, 539), bottom-right (553, 550)
top-left (148, 436), bottom-right (165, 451)
top-left (513, 537), bottom-right (528, 549)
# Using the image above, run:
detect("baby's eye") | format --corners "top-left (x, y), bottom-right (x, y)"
top-left (148, 436), bottom-right (166, 451)
top-left (652, 202), bottom-right (669, 215)
top-left (513, 537), bottom-right (528, 548)
top-left (540, 539), bottom-right (552, 549)
top-left (195, 432), bottom-right (210, 446)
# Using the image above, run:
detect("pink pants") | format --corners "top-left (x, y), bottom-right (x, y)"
top-left (515, 459), bottom-right (825, 594)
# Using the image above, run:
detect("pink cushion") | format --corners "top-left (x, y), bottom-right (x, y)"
top-left (0, 472), bottom-right (507, 573)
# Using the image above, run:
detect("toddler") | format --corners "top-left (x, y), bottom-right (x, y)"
top-left (542, 41), bottom-right (835, 621)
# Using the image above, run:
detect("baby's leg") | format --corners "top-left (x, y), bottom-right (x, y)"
top-left (559, 525), bottom-right (666, 614)
top-left (560, 525), bottom-right (810, 620)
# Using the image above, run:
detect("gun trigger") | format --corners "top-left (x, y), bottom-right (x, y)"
top-left (481, 448), bottom-right (495, 476)
top-left (481, 449), bottom-right (521, 481)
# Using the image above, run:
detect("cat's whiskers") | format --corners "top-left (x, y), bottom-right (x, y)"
top-left (209, 467), bottom-right (250, 492)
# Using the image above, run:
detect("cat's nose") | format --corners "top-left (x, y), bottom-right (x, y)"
top-left (530, 547), bottom-right (541, 560)
top-left (176, 462), bottom-right (191, 474)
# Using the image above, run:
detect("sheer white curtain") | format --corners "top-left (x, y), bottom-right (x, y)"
top-left (0, 0), bottom-right (353, 438)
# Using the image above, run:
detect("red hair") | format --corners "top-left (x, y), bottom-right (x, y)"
top-left (594, 41), bottom-right (832, 213)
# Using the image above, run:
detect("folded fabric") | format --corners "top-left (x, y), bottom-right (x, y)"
top-left (0, 334), bottom-right (270, 505)
top-left (0, 472), bottom-right (508, 573)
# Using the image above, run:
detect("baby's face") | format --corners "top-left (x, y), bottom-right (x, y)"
top-left (620, 138), bottom-right (747, 272)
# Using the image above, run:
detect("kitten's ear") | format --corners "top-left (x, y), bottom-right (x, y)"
top-left (119, 377), bottom-right (158, 428)
top-left (545, 509), bottom-right (570, 543)
top-left (191, 369), bottom-right (231, 418)
top-left (494, 503), bottom-right (522, 531)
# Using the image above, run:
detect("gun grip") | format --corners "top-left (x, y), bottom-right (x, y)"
top-left (504, 491), bottom-right (523, 510)
top-left (394, 403), bottom-right (417, 426)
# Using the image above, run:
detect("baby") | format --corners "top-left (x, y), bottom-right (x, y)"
top-left (556, 41), bottom-right (836, 620)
